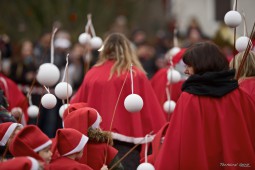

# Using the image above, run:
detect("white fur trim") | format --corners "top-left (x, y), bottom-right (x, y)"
top-left (62, 135), bottom-right (88, 156)
top-left (33, 140), bottom-right (52, 152)
top-left (111, 132), bottom-right (155, 144)
top-left (0, 123), bottom-right (23, 146)
top-left (91, 111), bottom-right (101, 129)
top-left (27, 156), bottom-right (39, 170)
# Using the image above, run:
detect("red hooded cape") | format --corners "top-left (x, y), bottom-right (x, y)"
top-left (71, 60), bottom-right (166, 143)
top-left (0, 73), bottom-right (28, 121)
top-left (154, 89), bottom-right (255, 170)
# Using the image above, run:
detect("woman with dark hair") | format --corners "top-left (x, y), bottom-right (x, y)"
top-left (154, 41), bottom-right (255, 170)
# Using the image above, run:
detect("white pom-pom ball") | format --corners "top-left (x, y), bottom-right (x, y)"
top-left (59, 104), bottom-right (69, 118)
top-left (54, 82), bottom-right (73, 100)
top-left (224, 10), bottom-right (242, 28)
top-left (168, 47), bottom-right (181, 59)
top-left (163, 100), bottom-right (176, 113)
top-left (36, 63), bottom-right (60, 87)
top-left (27, 105), bottom-right (39, 118)
top-left (78, 33), bottom-right (91, 44)
top-left (167, 68), bottom-right (181, 84)
top-left (90, 36), bottom-right (103, 49)
top-left (235, 36), bottom-right (251, 52)
top-left (124, 94), bottom-right (143, 113)
top-left (137, 163), bottom-right (155, 170)
top-left (41, 93), bottom-right (57, 109)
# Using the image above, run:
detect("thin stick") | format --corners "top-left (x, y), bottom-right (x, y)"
top-left (109, 131), bottom-right (154, 170)
top-left (50, 28), bottom-right (58, 64)
top-left (236, 22), bottom-right (255, 79)
top-left (62, 54), bottom-right (69, 82)
top-left (130, 64), bottom-right (134, 94)
top-left (104, 71), bottom-right (129, 164)
top-left (232, 0), bottom-right (238, 69)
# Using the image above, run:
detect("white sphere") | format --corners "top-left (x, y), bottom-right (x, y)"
top-left (36, 63), bottom-right (60, 87)
top-left (78, 33), bottom-right (91, 44)
top-left (41, 93), bottom-right (57, 109)
top-left (224, 10), bottom-right (242, 28)
top-left (163, 100), bottom-right (176, 113)
top-left (90, 36), bottom-right (103, 49)
top-left (235, 36), bottom-right (251, 52)
top-left (59, 104), bottom-right (69, 118)
top-left (168, 47), bottom-right (181, 60)
top-left (54, 82), bottom-right (73, 100)
top-left (137, 163), bottom-right (155, 170)
top-left (167, 68), bottom-right (181, 84)
top-left (124, 94), bottom-right (144, 113)
top-left (27, 105), bottom-right (39, 118)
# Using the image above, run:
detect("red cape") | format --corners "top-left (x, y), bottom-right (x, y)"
top-left (155, 89), bottom-right (255, 170)
top-left (0, 73), bottom-right (28, 121)
top-left (48, 156), bottom-right (92, 170)
top-left (86, 143), bottom-right (118, 170)
top-left (71, 61), bottom-right (166, 143)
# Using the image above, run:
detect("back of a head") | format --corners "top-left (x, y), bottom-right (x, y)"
top-left (230, 51), bottom-right (255, 78)
top-left (97, 33), bottom-right (145, 77)
top-left (183, 41), bottom-right (229, 75)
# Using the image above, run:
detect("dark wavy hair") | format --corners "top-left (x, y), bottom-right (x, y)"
top-left (183, 41), bottom-right (229, 74)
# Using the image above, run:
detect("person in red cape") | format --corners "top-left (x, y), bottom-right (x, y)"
top-left (48, 128), bottom-right (93, 170)
top-left (230, 51), bottom-right (255, 102)
top-left (9, 125), bottom-right (52, 164)
top-left (150, 48), bottom-right (187, 119)
top-left (70, 33), bottom-right (166, 169)
top-left (154, 41), bottom-right (255, 170)
top-left (63, 105), bottom-right (124, 170)
top-left (0, 122), bottom-right (23, 160)
top-left (0, 73), bottom-right (29, 124)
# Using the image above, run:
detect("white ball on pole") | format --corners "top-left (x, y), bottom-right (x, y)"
top-left (163, 100), bottom-right (176, 113)
top-left (124, 94), bottom-right (144, 113)
top-left (137, 163), bottom-right (155, 170)
top-left (90, 36), bottom-right (103, 49)
top-left (224, 10), bottom-right (242, 28)
top-left (54, 82), bottom-right (73, 100)
top-left (36, 63), bottom-right (60, 87)
top-left (41, 93), bottom-right (57, 109)
top-left (167, 68), bottom-right (181, 84)
top-left (27, 105), bottom-right (39, 118)
top-left (235, 36), bottom-right (251, 52)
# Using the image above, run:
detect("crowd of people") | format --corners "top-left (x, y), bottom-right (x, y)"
top-left (1, 16), bottom-right (255, 170)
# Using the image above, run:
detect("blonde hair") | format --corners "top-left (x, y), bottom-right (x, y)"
top-left (230, 51), bottom-right (255, 78)
top-left (95, 33), bottom-right (145, 78)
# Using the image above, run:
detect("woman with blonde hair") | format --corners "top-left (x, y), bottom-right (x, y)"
top-left (71, 33), bottom-right (166, 169)
top-left (230, 51), bottom-right (255, 102)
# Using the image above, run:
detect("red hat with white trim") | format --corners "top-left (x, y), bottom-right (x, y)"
top-left (62, 102), bottom-right (89, 120)
top-left (63, 107), bottom-right (101, 135)
top-left (0, 122), bottom-right (23, 146)
top-left (54, 128), bottom-right (88, 156)
top-left (0, 156), bottom-right (40, 170)
top-left (9, 125), bottom-right (52, 162)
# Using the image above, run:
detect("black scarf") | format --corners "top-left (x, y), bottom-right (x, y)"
top-left (182, 69), bottom-right (238, 97)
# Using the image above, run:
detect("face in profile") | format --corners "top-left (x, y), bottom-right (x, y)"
top-left (38, 145), bottom-right (52, 163)
top-left (184, 65), bottom-right (194, 76)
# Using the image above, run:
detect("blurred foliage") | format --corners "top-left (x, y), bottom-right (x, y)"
top-left (0, 0), bottom-right (166, 43)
